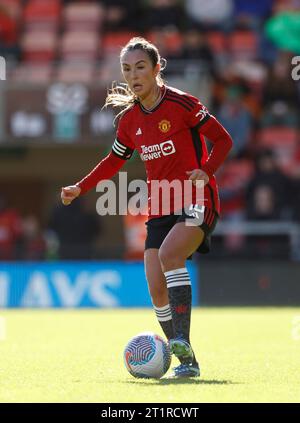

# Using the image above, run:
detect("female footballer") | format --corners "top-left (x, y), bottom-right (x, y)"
top-left (61, 37), bottom-right (233, 378)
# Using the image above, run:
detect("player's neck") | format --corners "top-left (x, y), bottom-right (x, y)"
top-left (140, 85), bottom-right (162, 111)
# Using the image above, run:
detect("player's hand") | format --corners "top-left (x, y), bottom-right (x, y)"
top-left (186, 169), bottom-right (209, 186)
top-left (61, 185), bottom-right (81, 206)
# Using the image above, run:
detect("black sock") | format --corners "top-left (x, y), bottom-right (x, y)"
top-left (164, 267), bottom-right (192, 343)
top-left (154, 291), bottom-right (198, 366)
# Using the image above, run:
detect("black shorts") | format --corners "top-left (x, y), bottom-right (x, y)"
top-left (145, 206), bottom-right (219, 256)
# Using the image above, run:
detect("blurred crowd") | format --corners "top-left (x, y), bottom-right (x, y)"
top-left (0, 193), bottom-right (102, 261)
top-left (1, 0), bottom-right (300, 260)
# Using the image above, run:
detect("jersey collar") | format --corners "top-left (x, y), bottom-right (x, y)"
top-left (138, 85), bottom-right (167, 114)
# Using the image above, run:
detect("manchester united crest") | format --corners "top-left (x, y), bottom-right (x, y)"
top-left (158, 120), bottom-right (171, 133)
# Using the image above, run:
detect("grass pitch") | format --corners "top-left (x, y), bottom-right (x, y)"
top-left (0, 308), bottom-right (299, 403)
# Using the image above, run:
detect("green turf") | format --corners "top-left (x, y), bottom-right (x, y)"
top-left (0, 308), bottom-right (299, 403)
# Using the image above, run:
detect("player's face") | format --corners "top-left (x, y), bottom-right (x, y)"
top-left (121, 50), bottom-right (159, 99)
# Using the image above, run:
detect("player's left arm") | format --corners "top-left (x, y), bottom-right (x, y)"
top-left (199, 114), bottom-right (233, 178)
top-left (186, 101), bottom-right (233, 181)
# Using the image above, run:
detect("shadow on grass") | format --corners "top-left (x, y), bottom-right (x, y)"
top-left (121, 378), bottom-right (238, 386)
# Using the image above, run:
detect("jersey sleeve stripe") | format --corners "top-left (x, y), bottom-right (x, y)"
top-left (165, 98), bottom-right (193, 112)
top-left (166, 91), bottom-right (196, 108)
top-left (208, 209), bottom-right (215, 226)
top-left (190, 127), bottom-right (216, 213)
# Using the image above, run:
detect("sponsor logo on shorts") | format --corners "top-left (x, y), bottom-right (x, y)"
top-left (185, 204), bottom-right (205, 227)
top-left (187, 204), bottom-right (205, 219)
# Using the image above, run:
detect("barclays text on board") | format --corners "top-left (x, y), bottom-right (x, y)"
top-left (0, 262), bottom-right (198, 308)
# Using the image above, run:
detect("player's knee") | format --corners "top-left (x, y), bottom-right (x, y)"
top-left (158, 246), bottom-right (183, 270)
top-left (158, 246), bottom-right (169, 266)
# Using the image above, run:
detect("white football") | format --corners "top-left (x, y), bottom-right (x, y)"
top-left (124, 332), bottom-right (171, 379)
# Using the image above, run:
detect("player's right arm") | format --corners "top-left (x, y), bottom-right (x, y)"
top-left (61, 115), bottom-right (135, 206)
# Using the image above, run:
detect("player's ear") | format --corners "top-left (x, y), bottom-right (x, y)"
top-left (154, 63), bottom-right (160, 78)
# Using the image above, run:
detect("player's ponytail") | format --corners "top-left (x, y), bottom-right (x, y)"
top-left (103, 37), bottom-right (166, 122)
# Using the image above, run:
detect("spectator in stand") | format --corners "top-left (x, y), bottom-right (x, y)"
top-left (289, 146), bottom-right (300, 222)
top-left (217, 85), bottom-right (252, 158)
top-left (185, 0), bottom-right (233, 31)
top-left (143, 27), bottom-right (181, 62)
top-left (144, 0), bottom-right (184, 31)
top-left (245, 149), bottom-right (293, 258)
top-left (48, 197), bottom-right (102, 260)
top-left (246, 183), bottom-right (289, 258)
top-left (0, 194), bottom-right (23, 260)
top-left (248, 185), bottom-right (278, 221)
top-left (20, 215), bottom-right (47, 261)
top-left (102, 0), bottom-right (142, 31)
top-left (175, 24), bottom-right (215, 74)
top-left (246, 149), bottom-right (292, 221)
top-left (233, 0), bottom-right (273, 29)
top-left (217, 158), bottom-right (254, 253)
top-left (0, 0), bottom-right (21, 60)
top-left (263, 52), bottom-right (300, 109)
top-left (260, 100), bottom-right (299, 128)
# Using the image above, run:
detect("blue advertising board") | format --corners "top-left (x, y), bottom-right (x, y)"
top-left (0, 261), bottom-right (199, 308)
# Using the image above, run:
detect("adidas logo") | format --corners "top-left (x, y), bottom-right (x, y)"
top-left (136, 128), bottom-right (142, 135)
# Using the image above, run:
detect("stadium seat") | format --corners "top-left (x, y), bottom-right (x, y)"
top-left (217, 159), bottom-right (255, 218)
top-left (101, 32), bottom-right (138, 55)
top-left (11, 62), bottom-right (53, 83)
top-left (257, 127), bottom-right (299, 174)
top-left (60, 31), bottom-right (99, 61)
top-left (228, 30), bottom-right (258, 60)
top-left (206, 31), bottom-right (227, 54)
top-left (0, 0), bottom-right (21, 19)
top-left (258, 127), bottom-right (299, 148)
top-left (97, 57), bottom-right (123, 83)
top-left (63, 1), bottom-right (104, 31)
top-left (218, 159), bottom-right (254, 189)
top-left (146, 29), bottom-right (183, 56)
top-left (23, 0), bottom-right (61, 31)
top-left (0, 0), bottom-right (21, 45)
top-left (56, 62), bottom-right (94, 83)
top-left (21, 30), bottom-right (57, 62)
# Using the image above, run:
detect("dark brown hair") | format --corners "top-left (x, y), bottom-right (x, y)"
top-left (103, 37), bottom-right (166, 119)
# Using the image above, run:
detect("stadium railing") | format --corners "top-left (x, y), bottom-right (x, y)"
top-left (214, 220), bottom-right (300, 261)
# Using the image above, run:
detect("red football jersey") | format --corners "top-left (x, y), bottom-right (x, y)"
top-left (112, 85), bottom-right (231, 219)
top-left (77, 85), bottom-right (232, 219)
